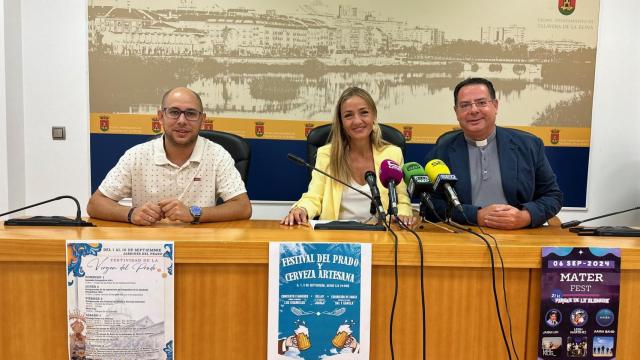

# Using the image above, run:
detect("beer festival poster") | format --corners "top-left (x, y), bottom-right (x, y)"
top-left (268, 242), bottom-right (372, 359)
top-left (66, 240), bottom-right (175, 360)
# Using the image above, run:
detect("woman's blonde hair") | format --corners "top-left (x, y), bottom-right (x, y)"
top-left (328, 87), bottom-right (387, 182)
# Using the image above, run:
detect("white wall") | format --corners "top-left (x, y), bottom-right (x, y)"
top-left (3, 0), bottom-right (26, 215)
top-left (21, 0), bottom-right (91, 216)
top-left (0, 1), bottom-right (8, 212)
top-left (2, 0), bottom-right (91, 217)
top-left (2, 0), bottom-right (639, 225)
top-left (558, 0), bottom-right (640, 226)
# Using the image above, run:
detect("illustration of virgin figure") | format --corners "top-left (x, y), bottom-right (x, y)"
top-left (69, 319), bottom-right (87, 360)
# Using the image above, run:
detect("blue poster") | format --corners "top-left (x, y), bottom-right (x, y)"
top-left (268, 242), bottom-right (371, 359)
top-left (538, 247), bottom-right (620, 359)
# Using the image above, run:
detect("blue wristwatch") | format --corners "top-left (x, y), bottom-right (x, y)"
top-left (189, 206), bottom-right (201, 224)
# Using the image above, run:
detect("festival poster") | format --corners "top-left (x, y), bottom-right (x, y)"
top-left (268, 242), bottom-right (372, 359)
top-left (66, 240), bottom-right (175, 360)
top-left (538, 247), bottom-right (620, 359)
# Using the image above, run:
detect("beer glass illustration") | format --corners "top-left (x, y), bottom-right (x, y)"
top-left (332, 324), bottom-right (352, 348)
top-left (295, 325), bottom-right (311, 351)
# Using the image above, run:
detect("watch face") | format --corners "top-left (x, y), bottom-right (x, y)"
top-left (190, 206), bottom-right (201, 216)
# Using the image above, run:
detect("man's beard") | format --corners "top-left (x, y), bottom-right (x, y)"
top-left (165, 128), bottom-right (199, 147)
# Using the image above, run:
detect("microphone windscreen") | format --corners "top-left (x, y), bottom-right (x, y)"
top-left (379, 159), bottom-right (403, 188)
top-left (402, 162), bottom-right (425, 185)
top-left (425, 159), bottom-right (451, 182)
top-left (364, 170), bottom-right (377, 184)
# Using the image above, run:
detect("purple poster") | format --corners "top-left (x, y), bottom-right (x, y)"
top-left (538, 247), bottom-right (620, 359)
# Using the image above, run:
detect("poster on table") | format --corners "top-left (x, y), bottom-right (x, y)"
top-left (268, 242), bottom-right (371, 359)
top-left (66, 240), bottom-right (174, 360)
top-left (538, 247), bottom-right (620, 359)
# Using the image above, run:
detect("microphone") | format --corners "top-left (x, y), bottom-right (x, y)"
top-left (560, 206), bottom-right (640, 229)
top-left (379, 159), bottom-right (403, 216)
top-left (424, 159), bottom-right (464, 213)
top-left (0, 195), bottom-right (95, 227)
top-left (402, 162), bottom-right (433, 197)
top-left (402, 162), bottom-right (436, 217)
top-left (364, 171), bottom-right (387, 221)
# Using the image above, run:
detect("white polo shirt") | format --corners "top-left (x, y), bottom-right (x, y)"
top-left (98, 136), bottom-right (246, 207)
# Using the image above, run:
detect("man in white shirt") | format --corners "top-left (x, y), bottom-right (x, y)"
top-left (87, 87), bottom-right (252, 225)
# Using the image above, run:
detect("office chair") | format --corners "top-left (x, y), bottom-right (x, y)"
top-left (197, 130), bottom-right (251, 185)
top-left (435, 129), bottom-right (463, 145)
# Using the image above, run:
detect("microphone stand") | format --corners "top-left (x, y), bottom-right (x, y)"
top-left (1, 195), bottom-right (95, 227)
top-left (363, 201), bottom-right (383, 225)
top-left (287, 153), bottom-right (387, 230)
top-left (561, 206), bottom-right (640, 228)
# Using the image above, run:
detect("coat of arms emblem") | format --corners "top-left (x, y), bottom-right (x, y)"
top-left (550, 129), bottom-right (560, 145)
top-left (304, 123), bottom-right (315, 137)
top-left (255, 121), bottom-right (265, 137)
top-left (558, 0), bottom-right (576, 16)
top-left (403, 126), bottom-right (413, 141)
top-left (203, 118), bottom-right (214, 130)
top-left (99, 115), bottom-right (109, 132)
top-left (151, 117), bottom-right (162, 133)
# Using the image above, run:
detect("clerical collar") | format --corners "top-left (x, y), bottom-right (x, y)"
top-left (464, 129), bottom-right (496, 148)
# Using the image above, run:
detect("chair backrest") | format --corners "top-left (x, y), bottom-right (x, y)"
top-left (198, 130), bottom-right (251, 185)
top-left (435, 129), bottom-right (463, 146)
top-left (306, 124), bottom-right (406, 167)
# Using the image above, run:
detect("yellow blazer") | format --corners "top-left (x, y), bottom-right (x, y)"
top-left (293, 144), bottom-right (413, 220)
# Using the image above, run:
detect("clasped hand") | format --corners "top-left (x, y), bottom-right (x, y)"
top-left (130, 198), bottom-right (193, 225)
top-left (477, 204), bottom-right (531, 229)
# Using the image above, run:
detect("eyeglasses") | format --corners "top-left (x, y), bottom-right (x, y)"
top-left (455, 99), bottom-right (495, 112)
top-left (163, 107), bottom-right (202, 121)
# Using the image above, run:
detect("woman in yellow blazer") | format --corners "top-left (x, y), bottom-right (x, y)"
top-left (281, 87), bottom-right (414, 226)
